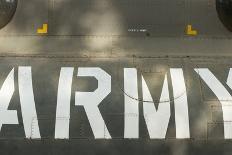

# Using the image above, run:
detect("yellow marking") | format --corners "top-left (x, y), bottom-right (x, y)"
top-left (37, 24), bottom-right (48, 34)
top-left (186, 25), bottom-right (197, 36)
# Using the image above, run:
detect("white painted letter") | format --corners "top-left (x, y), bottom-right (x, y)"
top-left (18, 67), bottom-right (40, 139)
top-left (0, 69), bottom-right (18, 130)
top-left (227, 68), bottom-right (232, 89)
top-left (75, 68), bottom-right (111, 139)
top-left (195, 68), bottom-right (232, 139)
top-left (55, 67), bottom-right (74, 139)
top-left (142, 74), bottom-right (170, 139)
top-left (124, 68), bottom-right (139, 138)
top-left (170, 68), bottom-right (190, 139)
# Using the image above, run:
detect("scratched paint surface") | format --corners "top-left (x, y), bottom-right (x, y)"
top-left (0, 57), bottom-right (230, 155)
top-left (0, 0), bottom-right (232, 154)
top-left (0, 57), bottom-right (228, 139)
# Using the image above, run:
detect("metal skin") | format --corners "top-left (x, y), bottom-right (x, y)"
top-left (0, 0), bottom-right (232, 155)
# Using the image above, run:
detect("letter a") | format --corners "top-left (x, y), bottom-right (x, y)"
top-left (0, 69), bottom-right (18, 130)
